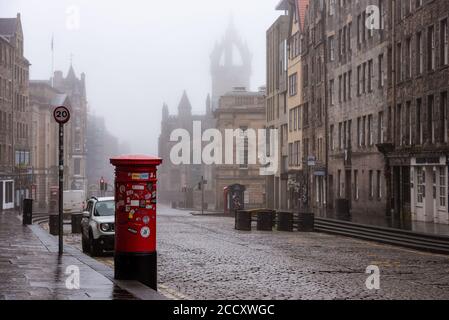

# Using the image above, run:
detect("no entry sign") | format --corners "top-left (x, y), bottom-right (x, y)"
top-left (53, 106), bottom-right (71, 124)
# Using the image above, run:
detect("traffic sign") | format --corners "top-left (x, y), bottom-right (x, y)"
top-left (53, 106), bottom-right (71, 124)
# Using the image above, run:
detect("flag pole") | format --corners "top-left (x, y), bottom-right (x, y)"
top-left (51, 34), bottom-right (54, 87)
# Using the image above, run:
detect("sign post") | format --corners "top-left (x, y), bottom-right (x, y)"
top-left (53, 106), bottom-right (70, 255)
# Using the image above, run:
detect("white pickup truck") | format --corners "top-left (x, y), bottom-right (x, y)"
top-left (63, 190), bottom-right (86, 214)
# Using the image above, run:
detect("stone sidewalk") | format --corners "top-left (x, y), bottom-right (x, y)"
top-left (0, 210), bottom-right (166, 300)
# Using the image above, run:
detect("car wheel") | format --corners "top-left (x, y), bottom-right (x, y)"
top-left (89, 231), bottom-right (102, 257)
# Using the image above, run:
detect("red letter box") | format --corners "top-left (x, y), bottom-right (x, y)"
top-left (110, 154), bottom-right (162, 290)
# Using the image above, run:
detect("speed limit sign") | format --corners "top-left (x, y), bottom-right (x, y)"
top-left (53, 106), bottom-right (71, 124)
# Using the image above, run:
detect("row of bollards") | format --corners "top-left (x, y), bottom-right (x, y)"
top-left (235, 209), bottom-right (315, 232)
top-left (48, 213), bottom-right (83, 235)
top-left (22, 199), bottom-right (83, 235)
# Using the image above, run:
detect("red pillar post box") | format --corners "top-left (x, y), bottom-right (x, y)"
top-left (110, 155), bottom-right (162, 290)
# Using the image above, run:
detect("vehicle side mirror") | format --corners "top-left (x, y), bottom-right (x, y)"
top-left (82, 211), bottom-right (90, 218)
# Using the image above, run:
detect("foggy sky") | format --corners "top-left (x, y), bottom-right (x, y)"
top-left (1, 0), bottom-right (281, 155)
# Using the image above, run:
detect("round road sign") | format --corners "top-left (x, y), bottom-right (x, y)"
top-left (53, 106), bottom-right (71, 124)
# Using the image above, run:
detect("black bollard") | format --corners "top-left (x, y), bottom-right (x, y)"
top-left (22, 199), bottom-right (33, 225)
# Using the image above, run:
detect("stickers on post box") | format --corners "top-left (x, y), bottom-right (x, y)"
top-left (131, 173), bottom-right (149, 180)
top-left (142, 216), bottom-right (150, 224)
top-left (119, 185), bottom-right (126, 193)
top-left (128, 227), bottom-right (138, 235)
top-left (132, 185), bottom-right (144, 190)
top-left (140, 226), bottom-right (150, 238)
top-left (128, 209), bottom-right (135, 220)
top-left (130, 200), bottom-right (139, 207)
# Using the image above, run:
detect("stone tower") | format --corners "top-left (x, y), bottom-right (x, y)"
top-left (210, 18), bottom-right (252, 110)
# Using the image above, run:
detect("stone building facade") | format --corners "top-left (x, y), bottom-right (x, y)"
top-left (0, 14), bottom-right (31, 210)
top-left (214, 88), bottom-right (266, 210)
top-left (271, 0), bottom-right (449, 225)
top-left (384, 0), bottom-right (449, 224)
top-left (29, 81), bottom-right (71, 209)
top-left (158, 91), bottom-right (215, 208)
top-left (266, 4), bottom-right (290, 210)
top-left (325, 0), bottom-right (389, 218)
top-left (286, 0), bottom-right (307, 210)
top-left (52, 66), bottom-right (88, 193)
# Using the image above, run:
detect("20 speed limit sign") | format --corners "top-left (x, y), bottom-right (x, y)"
top-left (53, 106), bottom-right (71, 124)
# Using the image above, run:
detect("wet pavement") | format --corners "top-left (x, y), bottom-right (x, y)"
top-left (0, 210), bottom-right (138, 300)
top-left (23, 205), bottom-right (449, 300)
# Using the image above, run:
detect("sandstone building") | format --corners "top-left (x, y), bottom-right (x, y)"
top-left (271, 0), bottom-right (449, 225)
top-left (0, 14), bottom-right (31, 210)
top-left (214, 88), bottom-right (266, 210)
top-left (266, 3), bottom-right (290, 210)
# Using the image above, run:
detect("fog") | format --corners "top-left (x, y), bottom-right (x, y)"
top-left (1, 0), bottom-right (280, 155)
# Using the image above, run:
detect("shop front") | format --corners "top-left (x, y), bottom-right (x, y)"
top-left (410, 156), bottom-right (448, 225)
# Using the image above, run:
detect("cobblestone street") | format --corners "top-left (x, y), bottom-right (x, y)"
top-left (71, 205), bottom-right (449, 300)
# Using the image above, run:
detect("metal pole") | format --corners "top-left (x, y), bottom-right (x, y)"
top-left (201, 176), bottom-right (204, 215)
top-left (58, 123), bottom-right (64, 255)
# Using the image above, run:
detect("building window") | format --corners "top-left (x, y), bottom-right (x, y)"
top-left (330, 125), bottom-right (335, 151)
top-left (289, 73), bottom-right (297, 96)
top-left (406, 101), bottom-right (412, 145)
top-left (338, 122), bottom-right (343, 150)
top-left (368, 114), bottom-right (373, 146)
top-left (337, 170), bottom-right (342, 198)
top-left (441, 92), bottom-right (448, 143)
top-left (329, 79), bottom-right (335, 105)
top-left (378, 111), bottom-right (384, 143)
top-left (378, 54), bottom-right (384, 87)
top-left (294, 108), bottom-right (297, 131)
top-left (377, 170), bottom-right (382, 199)
top-left (354, 170), bottom-right (359, 200)
top-left (369, 170), bottom-right (374, 199)
top-left (417, 98), bottom-right (423, 144)
top-left (428, 95), bottom-right (435, 144)
top-left (368, 59), bottom-right (373, 92)
top-left (417, 31), bottom-right (423, 75)
top-left (5, 181), bottom-right (13, 204)
top-left (440, 167), bottom-right (447, 208)
top-left (397, 42), bottom-right (402, 81)
top-left (406, 37), bottom-right (412, 78)
top-left (428, 25), bottom-right (436, 71)
top-left (288, 143), bottom-right (293, 166)
top-left (417, 167), bottom-right (425, 204)
top-left (357, 65), bottom-right (361, 95)
top-left (74, 158), bottom-right (81, 175)
top-left (441, 19), bottom-right (448, 66)
top-left (329, 36), bottom-right (335, 61)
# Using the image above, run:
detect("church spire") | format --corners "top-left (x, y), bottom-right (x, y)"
top-left (178, 90), bottom-right (192, 117)
top-left (162, 102), bottom-right (169, 120)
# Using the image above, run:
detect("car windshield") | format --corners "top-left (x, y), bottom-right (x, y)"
top-left (94, 201), bottom-right (115, 216)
